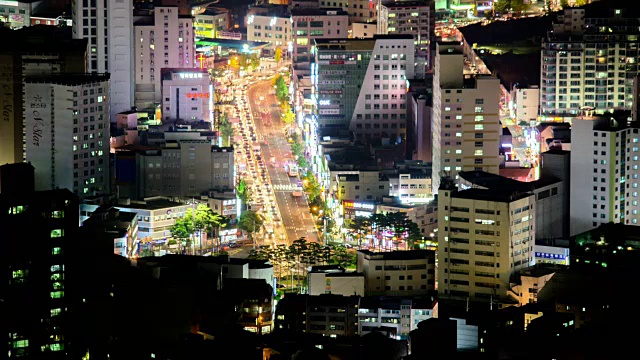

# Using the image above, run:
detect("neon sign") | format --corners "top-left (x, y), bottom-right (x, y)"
top-left (186, 93), bottom-right (210, 98)
top-left (319, 100), bottom-right (331, 106)
top-left (343, 201), bottom-right (375, 211)
top-left (179, 73), bottom-right (204, 79)
top-left (197, 53), bottom-right (206, 69)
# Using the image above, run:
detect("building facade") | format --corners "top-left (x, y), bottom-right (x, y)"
top-left (291, 8), bottom-right (349, 72)
top-left (432, 42), bottom-right (501, 192)
top-left (72, 0), bottom-right (134, 121)
top-left (246, 4), bottom-right (291, 56)
top-left (315, 35), bottom-right (415, 141)
top-left (24, 74), bottom-right (111, 199)
top-left (570, 115), bottom-right (640, 236)
top-left (356, 250), bottom-right (436, 296)
top-left (358, 298), bottom-right (434, 339)
top-left (318, 0), bottom-right (377, 23)
top-left (388, 171), bottom-right (433, 203)
top-left (194, 8), bottom-right (229, 38)
top-left (134, 6), bottom-right (195, 108)
top-left (161, 68), bottom-right (211, 122)
top-left (437, 185), bottom-right (535, 303)
top-left (333, 171), bottom-right (389, 203)
top-left (307, 266), bottom-right (365, 296)
top-left (510, 85), bottom-right (539, 124)
top-left (0, 0), bottom-right (39, 28)
top-left (385, 1), bottom-right (434, 71)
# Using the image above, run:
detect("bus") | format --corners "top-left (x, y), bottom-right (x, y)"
top-left (287, 164), bottom-right (298, 177)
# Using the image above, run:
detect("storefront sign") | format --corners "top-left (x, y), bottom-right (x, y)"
top-left (343, 201), bottom-right (375, 210)
top-left (186, 92), bottom-right (210, 98)
top-left (319, 100), bottom-right (331, 106)
top-left (179, 73), bottom-right (204, 79)
top-left (295, 17), bottom-right (316, 22)
top-left (319, 109), bottom-right (339, 115)
top-left (218, 31), bottom-right (242, 40)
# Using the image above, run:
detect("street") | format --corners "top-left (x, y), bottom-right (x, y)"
top-left (246, 80), bottom-right (318, 243)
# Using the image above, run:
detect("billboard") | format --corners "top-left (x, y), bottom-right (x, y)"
top-left (0, 55), bottom-right (15, 165)
top-left (24, 84), bottom-right (52, 191)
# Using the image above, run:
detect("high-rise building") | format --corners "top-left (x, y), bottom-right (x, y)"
top-left (134, 6), bottom-right (195, 109)
top-left (72, 0), bottom-right (134, 121)
top-left (0, 163), bottom-right (81, 359)
top-left (0, 26), bottom-right (87, 166)
top-left (431, 42), bottom-right (501, 193)
top-left (23, 74), bottom-right (111, 199)
top-left (437, 181), bottom-right (535, 303)
top-left (540, 6), bottom-right (640, 119)
top-left (291, 8), bottom-right (349, 73)
top-left (570, 114), bottom-right (640, 236)
top-left (314, 35), bottom-right (414, 141)
top-left (384, 1), bottom-right (434, 73)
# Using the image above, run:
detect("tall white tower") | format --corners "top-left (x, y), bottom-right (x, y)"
top-left (72, 0), bottom-right (134, 122)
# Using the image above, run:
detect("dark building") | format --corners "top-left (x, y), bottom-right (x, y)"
top-left (409, 318), bottom-right (457, 358)
top-left (275, 294), bottom-right (360, 337)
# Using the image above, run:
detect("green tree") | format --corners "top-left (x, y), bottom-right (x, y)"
top-left (331, 244), bottom-right (353, 269)
top-left (303, 172), bottom-right (321, 202)
top-left (347, 216), bottom-right (368, 248)
top-left (237, 210), bottom-right (264, 245)
top-left (236, 178), bottom-right (250, 206)
top-left (297, 156), bottom-right (309, 170)
top-left (494, 0), bottom-right (510, 13)
top-left (193, 204), bottom-right (225, 254)
top-left (282, 103), bottom-right (295, 125)
top-left (560, 0), bottom-right (569, 9)
top-left (575, 0), bottom-right (588, 6)
top-left (249, 52), bottom-right (261, 71)
top-left (511, 0), bottom-right (529, 12)
top-left (170, 216), bottom-right (194, 254)
top-left (291, 141), bottom-right (304, 157)
top-left (140, 248), bottom-right (154, 257)
top-left (218, 113), bottom-right (234, 146)
top-left (274, 74), bottom-right (289, 105)
top-left (274, 47), bottom-right (283, 63)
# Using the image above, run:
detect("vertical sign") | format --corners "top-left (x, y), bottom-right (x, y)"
top-left (24, 83), bottom-right (52, 191)
top-left (0, 55), bottom-right (15, 165)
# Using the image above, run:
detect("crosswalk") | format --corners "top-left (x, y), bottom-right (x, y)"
top-left (273, 184), bottom-right (303, 191)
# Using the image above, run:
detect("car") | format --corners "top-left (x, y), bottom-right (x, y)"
top-left (229, 242), bottom-right (239, 248)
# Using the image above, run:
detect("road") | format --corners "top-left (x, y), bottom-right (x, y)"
top-left (246, 80), bottom-right (318, 243)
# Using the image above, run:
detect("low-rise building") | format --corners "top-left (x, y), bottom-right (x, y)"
top-left (161, 69), bottom-right (212, 122)
top-left (357, 250), bottom-right (436, 296)
top-left (351, 22), bottom-right (376, 38)
top-left (81, 206), bottom-right (138, 257)
top-left (194, 7), bottom-right (229, 38)
top-left (377, 198), bottom-right (438, 238)
top-left (275, 294), bottom-right (360, 337)
top-left (511, 264), bottom-right (564, 306)
top-left (388, 170), bottom-right (433, 203)
top-left (333, 171), bottom-right (389, 203)
top-left (358, 297), bottom-right (435, 339)
top-left (510, 85), bottom-right (539, 125)
top-left (308, 265), bottom-right (365, 296)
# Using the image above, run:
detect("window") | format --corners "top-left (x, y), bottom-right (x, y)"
top-left (52, 247), bottom-right (63, 255)
top-left (50, 229), bottom-right (64, 238)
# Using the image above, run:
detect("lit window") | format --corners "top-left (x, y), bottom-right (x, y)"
top-left (50, 229), bottom-right (63, 238)
top-left (455, 132), bottom-right (462, 137)
top-left (474, 150), bottom-right (484, 156)
top-left (13, 340), bottom-right (28, 348)
top-left (50, 308), bottom-right (62, 317)
top-left (456, 115), bottom-right (462, 120)
top-left (52, 247), bottom-right (62, 255)
top-left (444, 107), bottom-right (451, 111)
top-left (475, 124), bottom-right (484, 130)
top-left (50, 291), bottom-right (64, 299)
top-left (52, 210), bottom-right (64, 218)
top-left (475, 115), bottom-right (484, 122)
top-left (455, 149), bottom-right (462, 154)
top-left (474, 107), bottom-right (483, 113)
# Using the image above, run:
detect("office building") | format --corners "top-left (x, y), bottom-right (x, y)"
top-left (72, 0), bottom-right (134, 121)
top-left (333, 170), bottom-right (389, 203)
top-left (307, 265), bottom-right (365, 296)
top-left (275, 294), bottom-right (360, 336)
top-left (0, 26), bottom-right (87, 166)
top-left (388, 170), bottom-right (433, 203)
top-left (194, 7), bottom-right (229, 38)
top-left (437, 181), bottom-right (535, 303)
top-left (385, 1), bottom-right (434, 74)
top-left (134, 6), bottom-right (195, 108)
top-left (377, 199), bottom-right (438, 237)
top-left (315, 35), bottom-right (415, 141)
top-left (246, 4), bottom-right (291, 56)
top-left (570, 114), bottom-right (640, 236)
top-left (540, 6), bottom-right (640, 118)
top-left (356, 250), bottom-right (435, 296)
top-left (24, 74), bottom-right (111, 199)
top-left (0, 0), bottom-right (43, 28)
top-left (291, 8), bottom-right (349, 72)
top-left (161, 68), bottom-right (211, 122)
top-left (358, 297), bottom-right (435, 339)
top-left (432, 42), bottom-right (501, 193)
top-left (0, 163), bottom-right (82, 359)
top-left (318, 0), bottom-right (377, 23)
top-left (351, 22), bottom-right (377, 38)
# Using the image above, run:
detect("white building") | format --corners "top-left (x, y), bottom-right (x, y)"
top-left (438, 184), bottom-right (535, 303)
top-left (246, 4), bottom-right (291, 56)
top-left (510, 85), bottom-right (539, 124)
top-left (351, 22), bottom-right (377, 38)
top-left (315, 35), bottom-right (415, 141)
top-left (161, 69), bottom-right (211, 122)
top-left (307, 265), bottom-right (365, 296)
top-left (388, 171), bottom-right (433, 203)
top-left (432, 42), bottom-right (501, 193)
top-left (72, 0), bottom-right (134, 121)
top-left (291, 8), bottom-right (349, 73)
top-left (24, 74), bottom-right (111, 199)
top-left (358, 298), bottom-right (434, 339)
top-left (134, 6), bottom-right (195, 108)
top-left (385, 1), bottom-right (433, 71)
top-left (540, 7), bottom-right (639, 118)
top-left (318, 0), bottom-right (377, 23)
top-left (356, 250), bottom-right (436, 296)
top-left (569, 114), bottom-right (640, 236)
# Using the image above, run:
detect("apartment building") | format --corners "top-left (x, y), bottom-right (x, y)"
top-left (134, 6), bottom-right (195, 108)
top-left (357, 250), bottom-right (436, 296)
top-left (388, 171), bottom-right (433, 203)
top-left (291, 8), bottom-right (349, 72)
top-left (358, 297), bottom-right (434, 339)
top-left (275, 294), bottom-right (360, 337)
top-left (137, 141), bottom-right (234, 198)
top-left (432, 42), bottom-right (501, 193)
top-left (194, 7), bottom-right (229, 38)
top-left (24, 74), bottom-right (111, 199)
top-left (437, 182), bottom-right (535, 303)
top-left (540, 6), bottom-right (640, 118)
top-left (0, 0), bottom-right (40, 28)
top-left (72, 0), bottom-right (134, 121)
top-left (315, 35), bottom-right (415, 141)
top-left (377, 199), bottom-right (438, 237)
top-left (246, 4), bottom-right (291, 56)
top-left (318, 0), bottom-right (377, 23)
top-left (385, 1), bottom-right (434, 72)
top-left (333, 170), bottom-right (389, 202)
top-left (161, 68), bottom-right (211, 122)
top-left (510, 85), bottom-right (540, 124)
top-left (570, 114), bottom-right (640, 236)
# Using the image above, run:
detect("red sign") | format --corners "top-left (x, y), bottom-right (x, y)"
top-left (186, 93), bottom-right (210, 99)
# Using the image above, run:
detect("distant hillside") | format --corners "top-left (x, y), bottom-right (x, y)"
top-left (479, 52), bottom-right (540, 88)
top-left (459, 15), bottom-right (554, 46)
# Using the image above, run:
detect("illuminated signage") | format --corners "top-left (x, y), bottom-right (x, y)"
top-left (343, 201), bottom-right (375, 211)
top-left (179, 73), bottom-right (204, 79)
top-left (186, 93), bottom-right (210, 99)
top-left (319, 100), bottom-right (331, 106)
top-left (0, 1), bottom-right (18, 6)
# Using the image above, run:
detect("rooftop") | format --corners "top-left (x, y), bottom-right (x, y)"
top-left (459, 170), bottom-right (561, 193)
top-left (0, 25), bottom-right (87, 54)
top-left (449, 188), bottom-right (532, 203)
top-left (519, 263), bottom-right (565, 279)
top-left (358, 249), bottom-right (434, 261)
top-left (117, 197), bottom-right (185, 210)
top-left (359, 296), bottom-right (436, 310)
top-left (24, 73), bottom-right (110, 86)
top-left (385, 1), bottom-right (433, 8)
top-left (291, 8), bottom-right (349, 16)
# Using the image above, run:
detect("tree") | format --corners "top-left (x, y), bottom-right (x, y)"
top-left (575, 0), bottom-right (588, 6)
top-left (291, 141), bottom-right (304, 158)
top-left (274, 74), bottom-right (289, 105)
top-left (140, 248), bottom-right (154, 257)
top-left (560, 0), bottom-right (569, 9)
top-left (237, 210), bottom-right (264, 245)
top-left (303, 172), bottom-right (322, 202)
top-left (347, 216), bottom-right (368, 248)
top-left (274, 47), bottom-right (283, 63)
top-left (193, 204), bottom-right (225, 254)
top-left (511, 0), bottom-right (529, 13)
top-left (170, 216), bottom-right (194, 254)
top-left (297, 156), bottom-right (309, 170)
top-left (218, 113), bottom-right (234, 146)
top-left (249, 52), bottom-right (261, 71)
top-left (236, 178), bottom-right (250, 206)
top-left (493, 0), bottom-right (510, 13)
top-left (282, 103), bottom-right (295, 125)
top-left (331, 244), bottom-right (354, 269)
